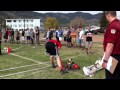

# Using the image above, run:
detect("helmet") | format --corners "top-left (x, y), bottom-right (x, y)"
top-left (72, 64), bottom-right (80, 70)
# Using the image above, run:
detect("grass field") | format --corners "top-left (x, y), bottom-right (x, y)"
top-left (0, 34), bottom-right (105, 79)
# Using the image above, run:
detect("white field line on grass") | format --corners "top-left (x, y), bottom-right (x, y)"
top-left (68, 71), bottom-right (96, 79)
top-left (32, 52), bottom-right (45, 56)
top-left (0, 54), bottom-right (83, 78)
top-left (0, 45), bottom-right (101, 78)
top-left (0, 64), bottom-right (40, 72)
top-left (0, 53), bottom-right (83, 72)
top-left (12, 46), bottom-right (24, 51)
top-left (1, 45), bottom-right (24, 53)
top-left (0, 65), bottom-right (51, 78)
top-left (10, 53), bottom-right (49, 65)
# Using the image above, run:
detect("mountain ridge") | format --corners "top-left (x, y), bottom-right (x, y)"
top-left (0, 11), bottom-right (102, 25)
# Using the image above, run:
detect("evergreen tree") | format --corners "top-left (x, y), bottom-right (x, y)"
top-left (100, 11), bottom-right (108, 28)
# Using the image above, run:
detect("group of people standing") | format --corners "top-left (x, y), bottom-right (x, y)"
top-left (53, 26), bottom-right (94, 54)
top-left (3, 26), bottom-right (40, 45)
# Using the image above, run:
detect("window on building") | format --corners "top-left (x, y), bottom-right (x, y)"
top-left (13, 20), bottom-right (16, 22)
top-left (7, 20), bottom-right (12, 22)
top-left (15, 25), bottom-right (17, 27)
top-left (25, 20), bottom-right (28, 22)
top-left (30, 24), bottom-right (33, 27)
top-left (19, 20), bottom-right (22, 22)
top-left (10, 25), bottom-right (12, 27)
top-left (19, 24), bottom-right (22, 27)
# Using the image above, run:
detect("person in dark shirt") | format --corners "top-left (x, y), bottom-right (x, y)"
top-left (85, 26), bottom-right (94, 54)
top-left (44, 29), bottom-right (53, 42)
top-left (21, 29), bottom-right (25, 44)
top-left (4, 29), bottom-right (8, 43)
top-left (10, 29), bottom-right (14, 44)
top-left (35, 27), bottom-right (40, 45)
top-left (16, 30), bottom-right (20, 44)
top-left (66, 29), bottom-right (72, 47)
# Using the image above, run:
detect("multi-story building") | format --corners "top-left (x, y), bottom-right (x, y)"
top-left (6, 19), bottom-right (45, 32)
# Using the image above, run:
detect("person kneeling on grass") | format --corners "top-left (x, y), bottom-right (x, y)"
top-left (45, 39), bottom-right (66, 74)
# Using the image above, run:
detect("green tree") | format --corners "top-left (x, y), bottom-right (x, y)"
top-left (70, 17), bottom-right (85, 29)
top-left (44, 17), bottom-right (58, 30)
top-left (100, 11), bottom-right (108, 28)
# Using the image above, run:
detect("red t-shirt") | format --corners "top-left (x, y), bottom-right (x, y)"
top-left (8, 31), bottom-right (11, 36)
top-left (103, 19), bottom-right (120, 54)
top-left (49, 39), bottom-right (62, 49)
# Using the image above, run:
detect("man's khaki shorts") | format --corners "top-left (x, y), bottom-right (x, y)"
top-left (72, 38), bottom-right (76, 44)
top-left (85, 41), bottom-right (93, 48)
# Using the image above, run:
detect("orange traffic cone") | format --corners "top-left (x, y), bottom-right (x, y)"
top-left (8, 45), bottom-right (11, 53)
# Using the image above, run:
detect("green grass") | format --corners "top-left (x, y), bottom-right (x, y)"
top-left (0, 42), bottom-right (105, 79)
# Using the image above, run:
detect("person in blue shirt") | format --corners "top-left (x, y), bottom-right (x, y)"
top-left (58, 28), bottom-right (63, 41)
top-left (56, 29), bottom-right (59, 42)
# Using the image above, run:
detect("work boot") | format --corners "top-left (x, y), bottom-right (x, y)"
top-left (52, 63), bottom-right (56, 68)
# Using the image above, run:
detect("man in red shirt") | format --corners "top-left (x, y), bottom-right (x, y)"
top-left (102, 11), bottom-right (120, 79)
top-left (45, 39), bottom-right (65, 73)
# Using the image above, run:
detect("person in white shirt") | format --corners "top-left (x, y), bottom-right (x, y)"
top-left (26, 28), bottom-right (30, 44)
top-left (63, 28), bottom-right (68, 46)
top-left (78, 27), bottom-right (84, 48)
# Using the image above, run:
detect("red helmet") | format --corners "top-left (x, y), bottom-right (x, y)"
top-left (72, 64), bottom-right (80, 70)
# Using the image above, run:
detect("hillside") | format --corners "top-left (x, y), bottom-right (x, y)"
top-left (0, 11), bottom-right (102, 25)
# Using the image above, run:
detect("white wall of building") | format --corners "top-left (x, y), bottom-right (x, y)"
top-left (6, 19), bottom-right (44, 32)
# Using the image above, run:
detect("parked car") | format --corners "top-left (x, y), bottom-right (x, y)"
top-left (84, 26), bottom-right (101, 35)
top-left (90, 27), bottom-right (100, 35)
top-left (92, 29), bottom-right (99, 34)
top-left (98, 27), bottom-right (106, 33)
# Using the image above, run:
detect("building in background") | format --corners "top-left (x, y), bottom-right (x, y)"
top-left (6, 19), bottom-right (45, 32)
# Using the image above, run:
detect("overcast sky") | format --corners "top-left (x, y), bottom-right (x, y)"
top-left (35, 11), bottom-right (102, 14)
top-left (35, 11), bottom-right (120, 19)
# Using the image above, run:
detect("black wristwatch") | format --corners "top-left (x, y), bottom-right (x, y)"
top-left (103, 60), bottom-right (108, 63)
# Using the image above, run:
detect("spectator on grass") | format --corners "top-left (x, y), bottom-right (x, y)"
top-left (70, 28), bottom-right (77, 47)
top-left (35, 27), bottom-right (40, 45)
top-left (85, 26), bottom-right (94, 54)
top-left (66, 28), bottom-right (72, 47)
top-left (30, 28), bottom-right (35, 46)
top-left (26, 28), bottom-right (31, 44)
top-left (3, 29), bottom-right (8, 43)
top-left (63, 28), bottom-right (68, 46)
top-left (78, 26), bottom-right (85, 48)
top-left (16, 30), bottom-right (20, 44)
top-left (10, 29), bottom-right (14, 44)
top-left (7, 29), bottom-right (11, 43)
top-left (21, 29), bottom-right (25, 44)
